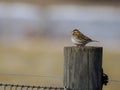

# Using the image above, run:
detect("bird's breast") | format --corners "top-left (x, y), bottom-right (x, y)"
top-left (71, 37), bottom-right (82, 45)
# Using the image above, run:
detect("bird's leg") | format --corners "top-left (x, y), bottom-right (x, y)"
top-left (76, 44), bottom-right (82, 47)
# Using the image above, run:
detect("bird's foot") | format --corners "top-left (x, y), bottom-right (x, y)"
top-left (76, 44), bottom-right (84, 47)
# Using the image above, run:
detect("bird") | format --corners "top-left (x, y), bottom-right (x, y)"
top-left (71, 29), bottom-right (98, 47)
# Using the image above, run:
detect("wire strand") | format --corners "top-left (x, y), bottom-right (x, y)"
top-left (0, 73), bottom-right (120, 83)
top-left (0, 83), bottom-right (64, 90)
top-left (0, 73), bottom-right (63, 79)
top-left (109, 80), bottom-right (120, 83)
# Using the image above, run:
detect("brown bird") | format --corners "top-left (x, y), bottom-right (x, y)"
top-left (71, 29), bottom-right (98, 47)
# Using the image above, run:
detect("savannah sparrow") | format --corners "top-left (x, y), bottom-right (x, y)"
top-left (71, 29), bottom-right (98, 47)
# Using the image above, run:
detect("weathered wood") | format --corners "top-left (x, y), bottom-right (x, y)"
top-left (64, 46), bottom-right (102, 90)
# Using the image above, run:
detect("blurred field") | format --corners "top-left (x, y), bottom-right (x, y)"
top-left (0, 0), bottom-right (120, 90)
top-left (103, 50), bottom-right (120, 90)
top-left (0, 38), bottom-right (64, 86)
top-left (0, 38), bottom-right (120, 89)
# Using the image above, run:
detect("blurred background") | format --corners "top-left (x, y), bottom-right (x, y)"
top-left (0, 0), bottom-right (120, 90)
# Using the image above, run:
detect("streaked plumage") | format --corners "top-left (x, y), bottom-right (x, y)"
top-left (71, 29), bottom-right (98, 47)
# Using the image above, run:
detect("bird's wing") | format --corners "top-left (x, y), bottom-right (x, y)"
top-left (78, 33), bottom-right (92, 42)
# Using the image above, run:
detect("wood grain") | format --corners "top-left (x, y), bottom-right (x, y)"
top-left (64, 46), bottom-right (102, 90)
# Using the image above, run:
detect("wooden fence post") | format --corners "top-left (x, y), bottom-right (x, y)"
top-left (64, 46), bottom-right (103, 90)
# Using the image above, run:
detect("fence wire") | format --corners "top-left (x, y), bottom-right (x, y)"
top-left (0, 73), bottom-right (62, 79)
top-left (0, 83), bottom-right (64, 90)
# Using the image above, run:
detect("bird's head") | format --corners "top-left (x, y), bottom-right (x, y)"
top-left (72, 29), bottom-right (80, 36)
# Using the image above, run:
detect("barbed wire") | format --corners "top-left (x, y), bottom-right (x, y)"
top-left (0, 83), bottom-right (64, 90)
